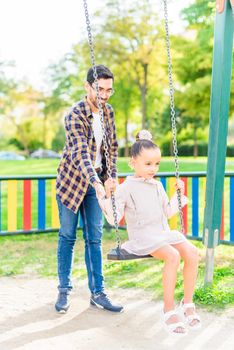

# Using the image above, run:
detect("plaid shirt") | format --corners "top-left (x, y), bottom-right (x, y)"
top-left (56, 97), bottom-right (118, 213)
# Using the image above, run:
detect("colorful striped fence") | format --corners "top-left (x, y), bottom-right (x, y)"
top-left (0, 173), bottom-right (234, 245)
top-left (0, 175), bottom-right (60, 235)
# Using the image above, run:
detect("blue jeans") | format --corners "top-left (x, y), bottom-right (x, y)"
top-left (56, 185), bottom-right (104, 294)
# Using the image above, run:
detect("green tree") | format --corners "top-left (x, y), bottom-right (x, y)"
top-left (94, 0), bottom-right (167, 130)
top-left (51, 124), bottom-right (66, 152)
top-left (1, 82), bottom-right (46, 154)
top-left (172, 0), bottom-right (234, 156)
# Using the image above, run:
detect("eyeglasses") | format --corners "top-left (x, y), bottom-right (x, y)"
top-left (90, 83), bottom-right (115, 96)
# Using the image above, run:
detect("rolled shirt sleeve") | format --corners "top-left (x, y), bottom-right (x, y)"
top-left (65, 112), bottom-right (100, 186)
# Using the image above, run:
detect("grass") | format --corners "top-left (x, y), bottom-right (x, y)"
top-left (0, 156), bottom-right (234, 176)
top-left (0, 158), bottom-right (209, 176)
top-left (0, 229), bottom-right (233, 310)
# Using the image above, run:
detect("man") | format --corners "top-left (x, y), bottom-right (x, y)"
top-left (55, 65), bottom-right (123, 313)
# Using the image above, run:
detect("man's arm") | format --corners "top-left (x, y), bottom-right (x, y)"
top-left (65, 111), bottom-right (101, 186)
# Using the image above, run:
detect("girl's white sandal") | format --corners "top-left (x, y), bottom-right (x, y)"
top-left (161, 309), bottom-right (187, 336)
top-left (179, 301), bottom-right (201, 330)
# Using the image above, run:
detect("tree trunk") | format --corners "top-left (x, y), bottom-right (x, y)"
top-left (8, 116), bottom-right (30, 155)
top-left (124, 114), bottom-right (129, 157)
top-left (193, 127), bottom-right (198, 157)
top-left (141, 64), bottom-right (148, 129)
top-left (170, 139), bottom-right (173, 157)
top-left (17, 125), bottom-right (30, 156)
top-left (42, 115), bottom-right (48, 148)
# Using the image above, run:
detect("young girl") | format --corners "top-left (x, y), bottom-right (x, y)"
top-left (99, 130), bottom-right (201, 336)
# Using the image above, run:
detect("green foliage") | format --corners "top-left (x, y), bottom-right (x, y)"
top-left (1, 0), bottom-right (234, 155)
top-left (171, 0), bottom-right (234, 154)
top-left (95, 0), bottom-right (168, 130)
top-left (175, 264), bottom-right (234, 308)
top-left (194, 283), bottom-right (234, 307)
top-left (51, 124), bottom-right (66, 152)
top-left (44, 49), bottom-right (87, 110)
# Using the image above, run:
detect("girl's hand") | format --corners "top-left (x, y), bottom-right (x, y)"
top-left (175, 179), bottom-right (185, 195)
top-left (104, 178), bottom-right (118, 198)
top-left (94, 182), bottom-right (106, 200)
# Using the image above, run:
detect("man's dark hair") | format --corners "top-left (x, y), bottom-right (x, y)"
top-left (87, 65), bottom-right (114, 84)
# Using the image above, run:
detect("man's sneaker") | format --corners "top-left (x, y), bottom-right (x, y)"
top-left (90, 292), bottom-right (124, 313)
top-left (55, 289), bottom-right (71, 313)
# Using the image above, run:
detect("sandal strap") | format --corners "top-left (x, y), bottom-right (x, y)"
top-left (186, 313), bottom-right (201, 323)
top-left (163, 310), bottom-right (178, 322)
top-left (183, 302), bottom-right (195, 309)
top-left (167, 321), bottom-right (186, 332)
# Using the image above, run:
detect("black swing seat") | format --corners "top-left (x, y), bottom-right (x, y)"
top-left (107, 247), bottom-right (153, 261)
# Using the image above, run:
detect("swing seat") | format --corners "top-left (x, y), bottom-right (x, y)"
top-left (107, 247), bottom-right (153, 261)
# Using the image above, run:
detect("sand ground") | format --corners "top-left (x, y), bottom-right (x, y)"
top-left (0, 277), bottom-right (233, 350)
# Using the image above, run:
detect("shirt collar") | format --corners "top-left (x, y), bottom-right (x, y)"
top-left (84, 96), bottom-right (92, 117)
top-left (126, 176), bottom-right (158, 185)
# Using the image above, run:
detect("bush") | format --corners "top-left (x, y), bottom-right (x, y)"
top-left (51, 126), bottom-right (66, 152)
top-left (178, 142), bottom-right (208, 156)
top-left (227, 144), bottom-right (234, 157)
top-left (155, 141), bottom-right (234, 157)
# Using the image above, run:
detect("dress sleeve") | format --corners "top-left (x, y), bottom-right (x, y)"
top-left (98, 184), bottom-right (127, 226)
top-left (158, 181), bottom-right (188, 219)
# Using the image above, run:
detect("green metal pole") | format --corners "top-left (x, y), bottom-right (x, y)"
top-left (203, 0), bottom-right (233, 284)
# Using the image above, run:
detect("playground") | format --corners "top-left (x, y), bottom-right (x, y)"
top-left (0, 0), bottom-right (234, 348)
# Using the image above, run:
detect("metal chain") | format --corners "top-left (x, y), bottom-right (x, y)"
top-left (163, 0), bottom-right (185, 234)
top-left (83, 0), bottom-right (121, 247)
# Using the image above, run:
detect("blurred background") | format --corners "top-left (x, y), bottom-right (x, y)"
top-left (0, 0), bottom-right (233, 160)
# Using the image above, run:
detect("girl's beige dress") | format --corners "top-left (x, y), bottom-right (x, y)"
top-left (99, 176), bottom-right (188, 255)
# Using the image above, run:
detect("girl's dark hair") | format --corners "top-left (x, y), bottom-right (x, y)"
top-left (131, 130), bottom-right (159, 158)
top-left (87, 65), bottom-right (114, 84)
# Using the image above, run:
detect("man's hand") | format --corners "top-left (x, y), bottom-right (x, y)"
top-left (175, 179), bottom-right (185, 195)
top-left (104, 178), bottom-right (118, 198)
top-left (94, 182), bottom-right (106, 200)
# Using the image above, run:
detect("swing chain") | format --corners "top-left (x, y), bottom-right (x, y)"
top-left (163, 0), bottom-right (185, 234)
top-left (83, 0), bottom-right (121, 247)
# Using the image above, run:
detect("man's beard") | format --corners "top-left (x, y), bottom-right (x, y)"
top-left (93, 97), bottom-right (107, 108)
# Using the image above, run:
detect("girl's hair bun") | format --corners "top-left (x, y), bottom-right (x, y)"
top-left (136, 130), bottom-right (153, 142)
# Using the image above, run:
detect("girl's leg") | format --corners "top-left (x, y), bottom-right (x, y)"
top-left (151, 245), bottom-right (186, 333)
top-left (172, 241), bottom-right (199, 303)
top-left (151, 245), bottom-right (180, 311)
top-left (173, 241), bottom-right (200, 326)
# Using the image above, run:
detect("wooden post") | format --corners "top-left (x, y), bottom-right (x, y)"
top-left (203, 0), bottom-right (233, 284)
